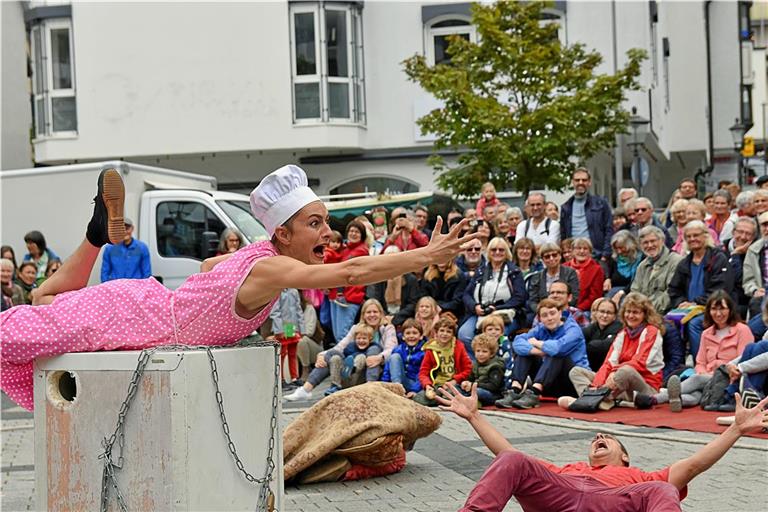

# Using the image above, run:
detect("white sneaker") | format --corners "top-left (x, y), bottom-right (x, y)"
top-left (284, 386), bottom-right (312, 402)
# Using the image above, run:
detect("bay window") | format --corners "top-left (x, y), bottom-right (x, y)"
top-left (290, 2), bottom-right (365, 124)
top-left (30, 18), bottom-right (77, 137)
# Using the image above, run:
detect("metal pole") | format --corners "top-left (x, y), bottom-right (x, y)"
top-left (763, 102), bottom-right (767, 173)
top-left (634, 147), bottom-right (642, 196)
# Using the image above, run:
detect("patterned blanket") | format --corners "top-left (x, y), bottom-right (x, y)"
top-left (283, 382), bottom-right (442, 482)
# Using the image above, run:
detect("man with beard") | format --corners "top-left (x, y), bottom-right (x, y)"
top-left (559, 168), bottom-right (613, 261)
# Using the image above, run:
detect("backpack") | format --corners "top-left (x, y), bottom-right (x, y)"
top-left (524, 217), bottom-right (551, 238)
top-left (699, 365), bottom-right (731, 409)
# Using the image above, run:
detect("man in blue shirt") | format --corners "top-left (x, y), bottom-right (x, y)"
top-left (101, 218), bottom-right (151, 282)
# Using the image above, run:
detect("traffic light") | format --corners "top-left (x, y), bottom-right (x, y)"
top-left (742, 136), bottom-right (755, 157)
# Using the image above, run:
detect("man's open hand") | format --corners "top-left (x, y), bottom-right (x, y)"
top-left (436, 382), bottom-right (479, 420)
top-left (734, 392), bottom-right (768, 435)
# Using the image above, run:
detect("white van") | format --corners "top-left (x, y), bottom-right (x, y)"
top-left (0, 161), bottom-right (268, 289)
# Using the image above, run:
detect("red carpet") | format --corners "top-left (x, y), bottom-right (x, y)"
top-left (483, 402), bottom-right (768, 440)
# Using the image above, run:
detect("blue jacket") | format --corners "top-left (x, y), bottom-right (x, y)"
top-left (512, 315), bottom-right (590, 368)
top-left (100, 238), bottom-right (152, 282)
top-left (559, 193), bottom-right (613, 259)
top-left (381, 339), bottom-right (426, 393)
top-left (462, 261), bottom-right (527, 316)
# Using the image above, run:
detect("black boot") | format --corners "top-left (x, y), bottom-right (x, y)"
top-left (86, 168), bottom-right (125, 247)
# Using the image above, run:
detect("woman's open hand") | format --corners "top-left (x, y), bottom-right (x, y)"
top-left (426, 217), bottom-right (481, 265)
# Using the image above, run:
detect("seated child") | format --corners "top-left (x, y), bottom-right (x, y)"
top-left (461, 333), bottom-right (505, 405)
top-left (340, 324), bottom-right (382, 388)
top-left (414, 317), bottom-right (472, 406)
top-left (382, 318), bottom-right (426, 398)
top-left (479, 314), bottom-right (513, 389)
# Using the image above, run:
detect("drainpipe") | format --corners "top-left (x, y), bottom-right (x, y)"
top-left (612, 0), bottom-right (623, 205)
top-left (698, 0), bottom-right (715, 188)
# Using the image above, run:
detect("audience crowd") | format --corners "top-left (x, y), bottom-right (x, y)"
top-left (5, 168), bottom-right (768, 417)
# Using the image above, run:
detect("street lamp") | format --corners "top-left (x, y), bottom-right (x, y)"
top-left (627, 106), bottom-right (650, 194)
top-left (729, 117), bottom-right (747, 186)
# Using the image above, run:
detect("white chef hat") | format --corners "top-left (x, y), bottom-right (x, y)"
top-left (250, 164), bottom-right (321, 236)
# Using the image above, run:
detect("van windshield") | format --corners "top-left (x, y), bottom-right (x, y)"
top-left (216, 200), bottom-right (269, 242)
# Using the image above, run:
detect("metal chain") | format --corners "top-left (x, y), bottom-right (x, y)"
top-left (98, 339), bottom-right (280, 512)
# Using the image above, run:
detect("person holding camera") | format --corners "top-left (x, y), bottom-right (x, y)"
top-left (457, 237), bottom-right (527, 359)
top-left (382, 207), bottom-right (429, 253)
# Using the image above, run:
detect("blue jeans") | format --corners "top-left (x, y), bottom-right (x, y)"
top-left (460, 387), bottom-right (501, 406)
top-left (343, 344), bottom-right (383, 384)
top-left (459, 314), bottom-right (518, 359)
top-left (386, 352), bottom-right (421, 393)
top-left (685, 313), bottom-right (704, 360)
top-left (725, 340), bottom-right (768, 397)
top-left (330, 299), bottom-right (361, 342)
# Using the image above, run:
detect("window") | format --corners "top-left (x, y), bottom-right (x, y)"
top-left (156, 202), bottom-right (226, 260)
top-left (426, 17), bottom-right (476, 66)
top-left (290, 2), bottom-right (365, 124)
top-left (30, 19), bottom-right (77, 137)
top-left (216, 200), bottom-right (270, 242)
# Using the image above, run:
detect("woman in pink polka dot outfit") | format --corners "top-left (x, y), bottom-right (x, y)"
top-left (0, 165), bottom-right (477, 411)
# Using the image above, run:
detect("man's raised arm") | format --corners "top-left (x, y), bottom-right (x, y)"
top-left (667, 394), bottom-right (768, 490)
top-left (436, 383), bottom-right (516, 456)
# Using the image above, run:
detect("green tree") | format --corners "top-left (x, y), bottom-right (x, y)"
top-left (403, 1), bottom-right (646, 197)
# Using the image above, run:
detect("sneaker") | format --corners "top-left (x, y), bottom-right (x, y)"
top-left (284, 386), bottom-right (312, 402)
top-left (703, 397), bottom-right (726, 411)
top-left (667, 375), bottom-right (682, 413)
top-left (741, 388), bottom-right (762, 409)
top-left (634, 393), bottom-right (656, 410)
top-left (557, 396), bottom-right (576, 410)
top-left (717, 395), bottom-right (736, 412)
top-left (324, 384), bottom-right (342, 396)
top-left (283, 379), bottom-right (304, 391)
top-left (511, 389), bottom-right (540, 409)
top-left (495, 389), bottom-right (523, 409)
top-left (86, 168), bottom-right (125, 247)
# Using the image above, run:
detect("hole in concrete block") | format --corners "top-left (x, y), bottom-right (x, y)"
top-left (46, 371), bottom-right (78, 409)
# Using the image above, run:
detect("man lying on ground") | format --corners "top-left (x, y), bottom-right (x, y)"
top-left (437, 382), bottom-right (768, 512)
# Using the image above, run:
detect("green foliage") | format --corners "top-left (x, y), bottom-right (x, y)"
top-left (403, 1), bottom-right (646, 197)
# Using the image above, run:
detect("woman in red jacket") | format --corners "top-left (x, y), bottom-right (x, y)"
top-left (564, 237), bottom-right (605, 313)
top-left (565, 292), bottom-right (665, 410)
top-left (328, 220), bottom-right (370, 342)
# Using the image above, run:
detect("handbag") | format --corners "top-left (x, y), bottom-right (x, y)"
top-left (568, 387), bottom-right (612, 413)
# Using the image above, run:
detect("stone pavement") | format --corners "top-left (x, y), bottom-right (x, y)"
top-left (3, 389), bottom-right (766, 511)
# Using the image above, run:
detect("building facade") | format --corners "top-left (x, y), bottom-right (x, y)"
top-left (1, 1), bottom-right (758, 207)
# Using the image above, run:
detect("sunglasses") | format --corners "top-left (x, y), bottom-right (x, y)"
top-left (466, 247), bottom-right (482, 252)
top-left (542, 253), bottom-right (560, 260)
top-left (490, 248), bottom-right (506, 253)
top-left (634, 207), bottom-right (649, 213)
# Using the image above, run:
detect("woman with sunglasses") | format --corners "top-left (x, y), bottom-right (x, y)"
top-left (603, 230), bottom-right (641, 299)
top-left (457, 237), bottom-right (526, 358)
top-left (526, 243), bottom-right (580, 326)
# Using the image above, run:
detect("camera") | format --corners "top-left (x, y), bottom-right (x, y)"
top-left (397, 213), bottom-right (407, 219)
top-left (482, 305), bottom-right (495, 316)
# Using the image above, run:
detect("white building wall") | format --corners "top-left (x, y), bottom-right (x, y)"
top-left (1, 1), bottom-right (33, 170)
top-left (17, 1), bottom-right (744, 204)
top-left (747, 48), bottom-right (767, 144)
